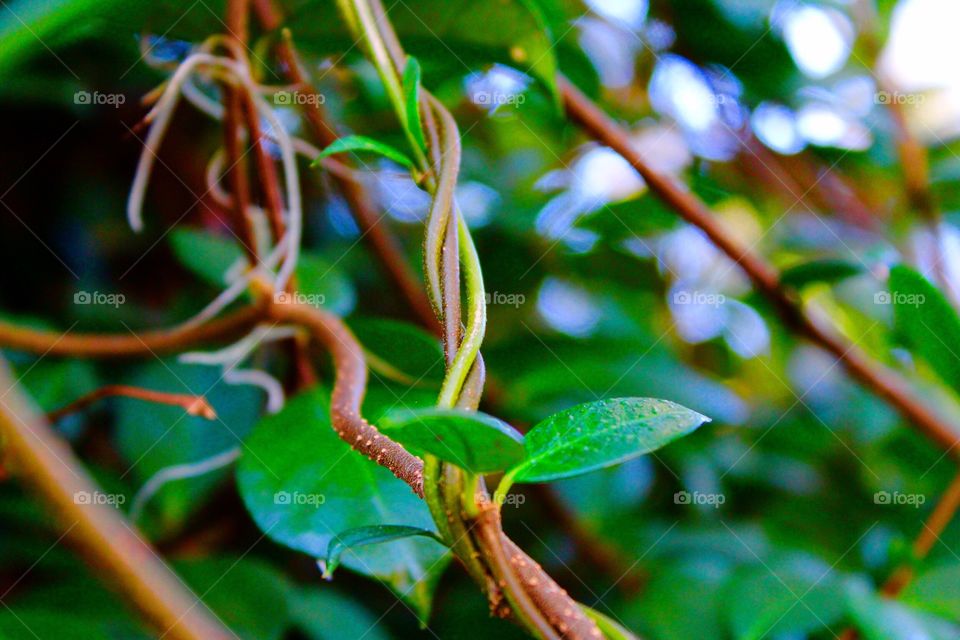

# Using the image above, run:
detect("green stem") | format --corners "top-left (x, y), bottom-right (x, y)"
top-left (340, 0), bottom-right (428, 170)
top-left (493, 467), bottom-right (518, 510)
top-left (437, 215), bottom-right (486, 408)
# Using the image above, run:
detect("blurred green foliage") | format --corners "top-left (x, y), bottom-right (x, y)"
top-left (1, 0), bottom-right (960, 638)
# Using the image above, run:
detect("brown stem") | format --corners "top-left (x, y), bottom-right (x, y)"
top-left (48, 385), bottom-right (217, 422)
top-left (254, 0), bottom-right (438, 331)
top-left (221, 0), bottom-right (259, 264)
top-left (266, 300), bottom-right (426, 495)
top-left (559, 75), bottom-right (960, 458)
top-left (0, 304), bottom-right (265, 358)
top-left (501, 535), bottom-right (604, 639)
top-left (883, 469), bottom-right (960, 596)
top-left (0, 359), bottom-right (233, 640)
top-left (474, 504), bottom-right (561, 639)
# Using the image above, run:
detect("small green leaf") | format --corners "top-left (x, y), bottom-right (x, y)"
top-left (402, 57), bottom-right (427, 153)
top-left (889, 265), bottom-right (960, 395)
top-left (780, 258), bottom-right (864, 290)
top-left (509, 398), bottom-right (709, 484)
top-left (322, 525), bottom-right (443, 579)
top-left (312, 135), bottom-right (414, 170)
top-left (380, 408), bottom-right (526, 473)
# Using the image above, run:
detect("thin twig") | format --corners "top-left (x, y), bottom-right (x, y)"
top-left (48, 385), bottom-right (217, 422)
top-left (0, 359), bottom-right (233, 640)
top-left (559, 75), bottom-right (960, 457)
top-left (0, 303), bottom-right (265, 358)
top-left (266, 299), bottom-right (426, 495)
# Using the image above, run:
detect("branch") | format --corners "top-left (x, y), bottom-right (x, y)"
top-left (48, 385), bottom-right (216, 422)
top-left (559, 75), bottom-right (960, 457)
top-left (221, 0), bottom-right (259, 264)
top-left (0, 359), bottom-right (233, 640)
top-left (883, 469), bottom-right (960, 596)
top-left (266, 300), bottom-right (426, 496)
top-left (0, 303), bottom-right (265, 358)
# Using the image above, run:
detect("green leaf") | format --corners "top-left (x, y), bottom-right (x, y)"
top-left (516, 0), bottom-right (560, 105)
top-left (780, 258), bottom-right (864, 290)
top-left (889, 265), bottom-right (960, 395)
top-left (722, 559), bottom-right (847, 639)
top-left (349, 318), bottom-right (444, 385)
top-left (175, 556), bottom-right (292, 640)
top-left (0, 0), bottom-right (118, 80)
top-left (380, 408), bottom-right (526, 473)
top-left (170, 228), bottom-right (244, 287)
top-left (169, 228), bottom-right (356, 315)
top-left (846, 580), bottom-right (960, 640)
top-left (322, 525), bottom-right (443, 579)
top-left (236, 389), bottom-right (450, 623)
top-left (312, 135), bottom-right (414, 170)
top-left (902, 564), bottom-right (960, 620)
top-left (402, 57), bottom-right (427, 153)
top-left (115, 360), bottom-right (261, 536)
top-left (508, 398), bottom-right (710, 484)
top-left (295, 253), bottom-right (357, 316)
top-left (627, 560), bottom-right (728, 640)
top-left (288, 587), bottom-right (392, 640)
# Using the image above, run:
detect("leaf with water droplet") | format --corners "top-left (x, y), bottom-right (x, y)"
top-left (507, 398), bottom-right (710, 484)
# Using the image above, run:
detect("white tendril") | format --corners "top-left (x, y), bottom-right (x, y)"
top-left (223, 367), bottom-right (286, 413)
top-left (129, 447), bottom-right (241, 523)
